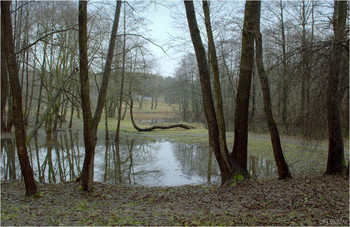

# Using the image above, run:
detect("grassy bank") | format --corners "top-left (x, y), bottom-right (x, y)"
top-left (1, 175), bottom-right (348, 226)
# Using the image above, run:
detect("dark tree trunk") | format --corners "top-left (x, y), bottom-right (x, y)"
top-left (53, 95), bottom-right (61, 132)
top-left (155, 90), bottom-right (159, 109)
top-left (35, 69), bottom-right (43, 125)
top-left (185, 0), bottom-right (230, 182)
top-left (121, 103), bottom-right (127, 120)
top-left (35, 40), bottom-right (47, 126)
top-left (69, 104), bottom-right (74, 128)
top-left (92, 0), bottom-right (121, 134)
top-left (1, 28), bottom-right (9, 132)
top-left (108, 100), bottom-right (117, 117)
top-left (231, 0), bottom-right (259, 172)
top-left (254, 0), bottom-right (292, 180)
top-left (79, 0), bottom-right (122, 191)
top-left (79, 1), bottom-right (96, 191)
top-left (6, 97), bottom-right (14, 132)
top-left (1, 0), bottom-right (37, 196)
top-left (185, 0), bottom-right (249, 185)
top-left (279, 0), bottom-right (289, 132)
top-left (249, 69), bottom-right (256, 128)
top-left (26, 67), bottom-right (35, 127)
top-left (300, 0), bottom-right (311, 137)
top-left (151, 95), bottom-right (154, 110)
top-left (115, 3), bottom-right (126, 143)
top-left (203, 0), bottom-right (230, 166)
top-left (325, 0), bottom-right (347, 175)
top-left (105, 103), bottom-right (109, 140)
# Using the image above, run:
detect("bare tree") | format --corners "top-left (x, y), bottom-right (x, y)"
top-left (254, 0), bottom-right (292, 180)
top-left (1, 0), bottom-right (37, 196)
top-left (184, 0), bottom-right (249, 185)
top-left (202, 0), bottom-right (229, 168)
top-left (115, 2), bottom-right (127, 144)
top-left (325, 0), bottom-right (347, 175)
top-left (79, 0), bottom-right (122, 191)
top-left (231, 0), bottom-right (259, 172)
top-left (1, 28), bottom-right (10, 132)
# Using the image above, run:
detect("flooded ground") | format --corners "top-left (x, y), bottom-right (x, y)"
top-left (1, 129), bottom-right (276, 186)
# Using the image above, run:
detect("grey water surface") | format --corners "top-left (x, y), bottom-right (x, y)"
top-left (1, 129), bottom-right (276, 186)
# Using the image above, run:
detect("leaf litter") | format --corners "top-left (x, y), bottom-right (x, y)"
top-left (1, 175), bottom-right (349, 226)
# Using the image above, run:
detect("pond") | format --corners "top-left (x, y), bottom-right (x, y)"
top-left (1, 129), bottom-right (277, 186)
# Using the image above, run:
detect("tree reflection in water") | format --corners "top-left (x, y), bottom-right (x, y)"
top-left (1, 129), bottom-right (277, 185)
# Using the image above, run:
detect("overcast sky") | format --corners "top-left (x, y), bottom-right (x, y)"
top-left (147, 2), bottom-right (179, 78)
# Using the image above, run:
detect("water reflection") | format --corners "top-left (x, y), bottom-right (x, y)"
top-left (1, 130), bottom-right (277, 186)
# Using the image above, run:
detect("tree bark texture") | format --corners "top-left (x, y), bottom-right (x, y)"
top-left (1, 27), bottom-right (10, 132)
top-left (325, 0), bottom-right (347, 175)
top-left (202, 0), bottom-right (230, 167)
top-left (79, 1), bottom-right (122, 191)
top-left (185, 0), bottom-right (249, 184)
top-left (79, 1), bottom-right (95, 191)
top-left (92, 0), bottom-right (122, 135)
top-left (1, 0), bottom-right (38, 196)
top-left (279, 0), bottom-right (289, 132)
top-left (231, 0), bottom-right (259, 171)
top-left (254, 0), bottom-right (292, 180)
top-left (184, 0), bottom-right (230, 182)
top-left (115, 2), bottom-right (126, 143)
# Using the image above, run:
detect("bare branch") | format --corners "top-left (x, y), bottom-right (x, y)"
top-left (15, 26), bottom-right (78, 55)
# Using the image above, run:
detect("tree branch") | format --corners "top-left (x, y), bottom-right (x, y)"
top-left (16, 26), bottom-right (78, 55)
top-left (129, 96), bottom-right (195, 132)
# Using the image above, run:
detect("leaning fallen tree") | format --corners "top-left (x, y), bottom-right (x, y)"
top-left (129, 97), bottom-right (195, 132)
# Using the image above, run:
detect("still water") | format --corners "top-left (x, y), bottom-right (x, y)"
top-left (1, 129), bottom-right (276, 186)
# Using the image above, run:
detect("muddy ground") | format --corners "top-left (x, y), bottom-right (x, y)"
top-left (1, 175), bottom-right (348, 226)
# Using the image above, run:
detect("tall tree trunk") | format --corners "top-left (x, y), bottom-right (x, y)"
top-left (231, 0), bottom-right (259, 172)
top-left (105, 103), bottom-right (109, 140)
top-left (6, 95), bottom-right (14, 132)
top-left (300, 0), bottom-right (311, 138)
top-left (35, 41), bottom-right (47, 125)
top-left (184, 0), bottom-right (230, 182)
top-left (115, 2), bottom-right (126, 143)
top-left (1, 27), bottom-right (9, 132)
top-left (325, 0), bottom-right (347, 175)
top-left (69, 103), bottom-right (74, 128)
top-left (121, 103), bottom-right (127, 120)
top-left (151, 95), bottom-right (154, 110)
top-left (249, 69), bottom-right (256, 128)
top-left (23, 7), bottom-right (30, 127)
top-left (53, 94), bottom-right (61, 132)
top-left (155, 89), bottom-right (159, 109)
top-left (202, 0), bottom-right (230, 168)
top-left (79, 0), bottom-right (122, 191)
top-left (185, 0), bottom-right (249, 185)
top-left (92, 0), bottom-right (122, 134)
top-left (79, 1), bottom-right (95, 191)
top-left (254, 0), bottom-right (292, 180)
top-left (1, 0), bottom-right (37, 196)
top-left (279, 0), bottom-right (289, 132)
top-left (26, 65), bottom-right (35, 127)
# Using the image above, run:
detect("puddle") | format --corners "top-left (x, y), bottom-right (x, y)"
top-left (1, 129), bottom-right (276, 186)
